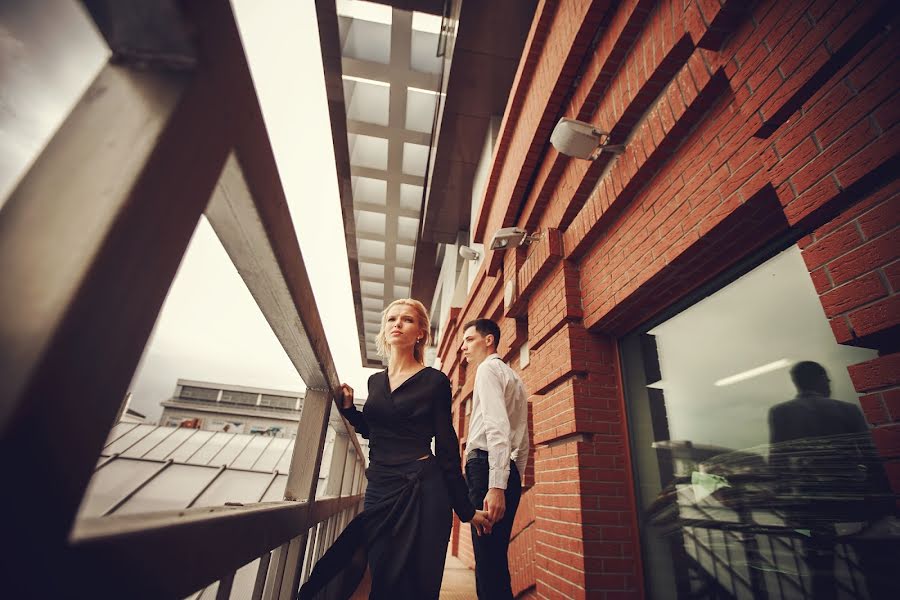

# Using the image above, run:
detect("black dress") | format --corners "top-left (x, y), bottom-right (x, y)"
top-left (298, 367), bottom-right (475, 600)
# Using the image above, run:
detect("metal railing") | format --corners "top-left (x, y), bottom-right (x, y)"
top-left (0, 1), bottom-right (364, 598)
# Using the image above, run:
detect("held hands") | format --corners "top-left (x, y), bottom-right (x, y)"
top-left (484, 487), bottom-right (506, 523)
top-left (470, 510), bottom-right (493, 536)
top-left (339, 383), bottom-right (354, 409)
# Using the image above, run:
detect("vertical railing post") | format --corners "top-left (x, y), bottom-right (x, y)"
top-left (263, 388), bottom-right (333, 600)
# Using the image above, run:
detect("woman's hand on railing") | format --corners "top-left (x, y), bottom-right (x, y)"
top-left (340, 383), bottom-right (354, 409)
top-left (470, 510), bottom-right (493, 536)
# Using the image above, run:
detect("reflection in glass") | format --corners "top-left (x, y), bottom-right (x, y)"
top-left (622, 247), bottom-right (898, 599)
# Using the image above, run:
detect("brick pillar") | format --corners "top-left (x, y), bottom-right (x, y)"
top-left (799, 180), bottom-right (900, 498)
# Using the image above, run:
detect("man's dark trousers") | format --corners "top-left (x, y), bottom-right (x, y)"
top-left (466, 449), bottom-right (522, 600)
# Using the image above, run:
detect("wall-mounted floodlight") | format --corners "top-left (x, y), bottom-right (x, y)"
top-left (458, 245), bottom-right (480, 261)
top-left (550, 117), bottom-right (626, 159)
top-left (490, 227), bottom-right (542, 251)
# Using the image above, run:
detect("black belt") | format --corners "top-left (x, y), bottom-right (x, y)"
top-left (468, 448), bottom-right (489, 460)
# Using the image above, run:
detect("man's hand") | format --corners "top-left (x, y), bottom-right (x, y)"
top-left (484, 487), bottom-right (506, 523)
top-left (470, 510), bottom-right (493, 536)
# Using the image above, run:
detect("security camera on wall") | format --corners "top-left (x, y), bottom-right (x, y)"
top-left (490, 227), bottom-right (541, 251)
top-left (550, 117), bottom-right (626, 159)
top-left (458, 245), bottom-right (480, 261)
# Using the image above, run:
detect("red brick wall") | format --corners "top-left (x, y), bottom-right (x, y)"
top-left (439, 0), bottom-right (899, 597)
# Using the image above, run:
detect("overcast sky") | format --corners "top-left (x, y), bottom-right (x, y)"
top-left (126, 0), bottom-right (382, 421)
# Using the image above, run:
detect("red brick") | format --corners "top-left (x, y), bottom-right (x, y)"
top-left (828, 229), bottom-right (900, 285)
top-left (860, 393), bottom-right (890, 426)
top-left (830, 316), bottom-right (853, 343)
top-left (848, 295), bottom-right (900, 338)
top-left (884, 389), bottom-right (900, 421)
top-left (801, 223), bottom-right (863, 270)
top-left (857, 195), bottom-right (900, 240)
top-left (886, 260), bottom-right (900, 293)
top-left (849, 353), bottom-right (900, 392)
top-left (819, 272), bottom-right (887, 318)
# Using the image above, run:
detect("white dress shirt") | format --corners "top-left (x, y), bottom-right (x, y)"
top-left (467, 354), bottom-right (529, 489)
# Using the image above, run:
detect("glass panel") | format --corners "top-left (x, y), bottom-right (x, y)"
top-left (410, 29), bottom-right (442, 74)
top-left (358, 239), bottom-right (385, 260)
top-left (359, 262), bottom-right (385, 280)
top-left (397, 216), bottom-right (419, 243)
top-left (348, 133), bottom-right (389, 171)
top-left (362, 297), bottom-right (382, 311)
top-left (405, 87), bottom-right (438, 133)
top-left (192, 470), bottom-right (273, 507)
top-left (144, 427), bottom-right (197, 461)
top-left (259, 394), bottom-right (298, 411)
top-left (395, 267), bottom-right (412, 285)
top-left (104, 424), bottom-right (156, 455)
top-left (180, 385), bottom-right (220, 402)
top-left (254, 438), bottom-right (292, 472)
top-left (220, 390), bottom-right (257, 406)
top-left (230, 435), bottom-right (276, 470)
top-left (116, 464), bottom-right (219, 514)
top-left (361, 281), bottom-right (384, 297)
top-left (187, 431), bottom-right (235, 465)
top-left (337, 14), bottom-right (391, 65)
top-left (401, 142), bottom-right (429, 176)
top-left (77, 459), bottom-right (160, 518)
top-left (395, 244), bottom-right (414, 266)
top-left (120, 426), bottom-right (178, 458)
top-left (168, 430), bottom-right (215, 462)
top-left (344, 77), bottom-right (390, 126)
top-left (399, 183), bottom-right (423, 212)
top-left (621, 246), bottom-right (890, 600)
top-left (355, 210), bottom-right (386, 235)
top-left (352, 176), bottom-right (387, 206)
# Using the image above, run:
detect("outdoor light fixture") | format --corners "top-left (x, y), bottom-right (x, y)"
top-left (458, 245), bottom-right (480, 261)
top-left (550, 117), bottom-right (626, 159)
top-left (489, 227), bottom-right (542, 251)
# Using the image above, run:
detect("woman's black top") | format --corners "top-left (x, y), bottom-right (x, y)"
top-left (339, 367), bottom-right (475, 522)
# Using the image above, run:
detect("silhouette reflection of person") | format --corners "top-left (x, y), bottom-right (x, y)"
top-left (768, 361), bottom-right (897, 599)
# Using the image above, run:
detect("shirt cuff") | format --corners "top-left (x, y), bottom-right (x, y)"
top-left (489, 467), bottom-right (510, 490)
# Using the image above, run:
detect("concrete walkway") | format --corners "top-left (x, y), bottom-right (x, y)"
top-left (349, 547), bottom-right (476, 599)
top-left (440, 549), bottom-right (477, 599)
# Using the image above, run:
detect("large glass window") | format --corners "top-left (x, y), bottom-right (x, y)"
top-left (622, 246), bottom-right (897, 599)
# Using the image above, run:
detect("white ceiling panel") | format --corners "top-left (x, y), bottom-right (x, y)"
top-left (348, 133), bottom-right (389, 171)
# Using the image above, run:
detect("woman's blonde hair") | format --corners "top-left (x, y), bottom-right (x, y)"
top-left (375, 298), bottom-right (431, 364)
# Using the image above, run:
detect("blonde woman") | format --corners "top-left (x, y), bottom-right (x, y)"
top-left (299, 299), bottom-right (491, 600)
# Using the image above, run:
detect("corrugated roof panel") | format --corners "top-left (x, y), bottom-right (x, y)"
top-left (230, 435), bottom-right (276, 470)
top-left (120, 426), bottom-right (177, 458)
top-left (104, 422), bottom-right (139, 448)
top-left (78, 459), bottom-right (161, 518)
top-left (253, 437), bottom-right (291, 472)
top-left (185, 431), bottom-right (233, 465)
top-left (168, 429), bottom-right (216, 462)
top-left (260, 474), bottom-right (288, 502)
top-left (192, 470), bottom-right (273, 507)
top-left (211, 434), bottom-right (254, 467)
top-left (275, 440), bottom-right (296, 473)
top-left (103, 424), bottom-right (156, 455)
top-left (114, 464), bottom-right (220, 515)
top-left (143, 426), bottom-right (197, 460)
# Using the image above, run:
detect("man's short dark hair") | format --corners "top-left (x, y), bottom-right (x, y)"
top-left (790, 361), bottom-right (828, 390)
top-left (463, 318), bottom-right (501, 348)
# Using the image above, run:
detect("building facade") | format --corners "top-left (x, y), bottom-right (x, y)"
top-left (420, 1), bottom-right (899, 598)
top-left (160, 379), bottom-right (306, 438)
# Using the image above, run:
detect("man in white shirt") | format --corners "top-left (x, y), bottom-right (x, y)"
top-left (461, 318), bottom-right (529, 600)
